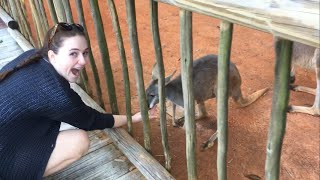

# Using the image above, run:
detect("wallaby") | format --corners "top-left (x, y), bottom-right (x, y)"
top-left (289, 42), bottom-right (319, 116)
top-left (146, 54), bottom-right (269, 149)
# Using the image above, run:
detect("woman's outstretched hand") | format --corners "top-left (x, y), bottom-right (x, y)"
top-left (132, 106), bottom-right (158, 123)
top-left (113, 106), bottom-right (158, 127)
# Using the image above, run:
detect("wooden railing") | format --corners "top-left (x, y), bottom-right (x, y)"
top-left (0, 0), bottom-right (318, 180)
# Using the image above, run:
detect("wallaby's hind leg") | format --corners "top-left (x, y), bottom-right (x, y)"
top-left (172, 102), bottom-right (179, 127)
top-left (201, 131), bottom-right (218, 150)
top-left (290, 85), bottom-right (316, 95)
top-left (196, 101), bottom-right (208, 119)
top-left (288, 54), bottom-right (320, 116)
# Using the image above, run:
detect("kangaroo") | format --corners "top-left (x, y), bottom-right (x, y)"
top-left (288, 42), bottom-right (320, 116)
top-left (146, 54), bottom-right (269, 149)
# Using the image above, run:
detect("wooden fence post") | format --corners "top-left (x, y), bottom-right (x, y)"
top-left (89, 0), bottom-right (119, 114)
top-left (106, 0), bottom-right (133, 134)
top-left (74, 0), bottom-right (105, 109)
top-left (125, 0), bottom-right (152, 152)
top-left (150, 0), bottom-right (172, 170)
top-left (217, 20), bottom-right (233, 180)
top-left (180, 9), bottom-right (197, 180)
top-left (265, 38), bottom-right (292, 180)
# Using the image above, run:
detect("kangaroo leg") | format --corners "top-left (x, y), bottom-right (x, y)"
top-left (201, 131), bottom-right (218, 150)
top-left (290, 85), bottom-right (316, 95)
top-left (172, 102), bottom-right (179, 127)
top-left (289, 49), bottom-right (320, 116)
top-left (196, 101), bottom-right (208, 119)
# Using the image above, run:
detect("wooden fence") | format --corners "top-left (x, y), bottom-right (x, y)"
top-left (0, 0), bottom-right (318, 180)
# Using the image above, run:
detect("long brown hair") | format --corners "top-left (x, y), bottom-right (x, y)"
top-left (0, 23), bottom-right (86, 82)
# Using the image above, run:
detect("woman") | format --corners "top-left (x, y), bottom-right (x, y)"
top-left (0, 23), bottom-right (156, 179)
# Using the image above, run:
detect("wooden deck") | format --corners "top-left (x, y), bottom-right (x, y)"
top-left (0, 8), bottom-right (174, 180)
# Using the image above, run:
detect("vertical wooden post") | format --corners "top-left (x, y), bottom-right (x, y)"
top-left (75, 0), bottom-right (105, 109)
top-left (106, 0), bottom-right (133, 134)
top-left (29, 0), bottom-right (44, 47)
top-left (125, 0), bottom-right (151, 152)
top-left (180, 9), bottom-right (197, 180)
top-left (62, 0), bottom-right (73, 23)
top-left (35, 0), bottom-right (49, 31)
top-left (7, 0), bottom-right (24, 34)
top-left (16, 0), bottom-right (35, 47)
top-left (265, 38), bottom-right (292, 180)
top-left (47, 0), bottom-right (58, 24)
top-left (89, 0), bottom-right (119, 114)
top-left (217, 21), bottom-right (233, 180)
top-left (150, 0), bottom-right (172, 170)
top-left (53, 0), bottom-right (66, 22)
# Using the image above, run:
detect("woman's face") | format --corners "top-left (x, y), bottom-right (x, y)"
top-left (48, 35), bottom-right (89, 83)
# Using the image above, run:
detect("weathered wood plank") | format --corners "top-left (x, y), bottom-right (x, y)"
top-left (78, 155), bottom-right (133, 179)
top-left (156, 0), bottom-right (320, 48)
top-left (0, 55), bottom-right (17, 69)
top-left (87, 130), bottom-right (113, 154)
top-left (0, 34), bottom-right (15, 43)
top-left (105, 128), bottom-right (176, 180)
top-left (0, 28), bottom-right (9, 36)
top-left (0, 40), bottom-right (16, 48)
top-left (0, 7), bottom-right (33, 51)
top-left (0, 43), bottom-right (21, 52)
top-left (46, 144), bottom-right (123, 179)
top-left (116, 169), bottom-right (147, 180)
top-left (0, 48), bottom-right (23, 59)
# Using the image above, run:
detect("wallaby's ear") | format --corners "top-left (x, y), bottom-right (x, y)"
top-left (152, 62), bottom-right (176, 85)
top-left (151, 63), bottom-right (159, 80)
top-left (165, 70), bottom-right (176, 85)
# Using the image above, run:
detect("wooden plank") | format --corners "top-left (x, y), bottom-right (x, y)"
top-left (0, 34), bottom-right (15, 43)
top-left (78, 155), bottom-right (133, 179)
top-left (0, 48), bottom-right (23, 59)
top-left (156, 0), bottom-right (320, 48)
top-left (0, 43), bottom-right (21, 52)
top-left (70, 83), bottom-right (175, 180)
top-left (87, 130), bottom-right (113, 154)
top-left (104, 128), bottom-right (176, 180)
top-left (0, 7), bottom-right (33, 51)
top-left (0, 56), bottom-right (17, 69)
top-left (0, 38), bottom-right (17, 47)
top-left (46, 144), bottom-right (123, 179)
top-left (0, 28), bottom-right (9, 36)
top-left (116, 168), bottom-right (147, 180)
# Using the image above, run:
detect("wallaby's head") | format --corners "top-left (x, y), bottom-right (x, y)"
top-left (145, 63), bottom-right (176, 109)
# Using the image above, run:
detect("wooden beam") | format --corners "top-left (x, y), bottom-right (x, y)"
top-left (155, 0), bottom-right (319, 48)
top-left (0, 7), bottom-right (33, 51)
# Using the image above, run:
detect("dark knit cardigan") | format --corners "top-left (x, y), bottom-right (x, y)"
top-left (0, 49), bottom-right (115, 179)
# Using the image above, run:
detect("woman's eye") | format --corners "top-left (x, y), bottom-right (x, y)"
top-left (70, 52), bottom-right (78, 57)
top-left (83, 51), bottom-right (89, 57)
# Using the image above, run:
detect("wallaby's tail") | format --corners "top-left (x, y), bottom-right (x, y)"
top-left (234, 88), bottom-right (269, 108)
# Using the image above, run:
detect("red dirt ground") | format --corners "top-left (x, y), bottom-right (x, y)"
top-left (25, 1), bottom-right (319, 179)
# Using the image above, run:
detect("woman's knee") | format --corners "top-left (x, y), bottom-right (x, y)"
top-left (74, 130), bottom-right (90, 155)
